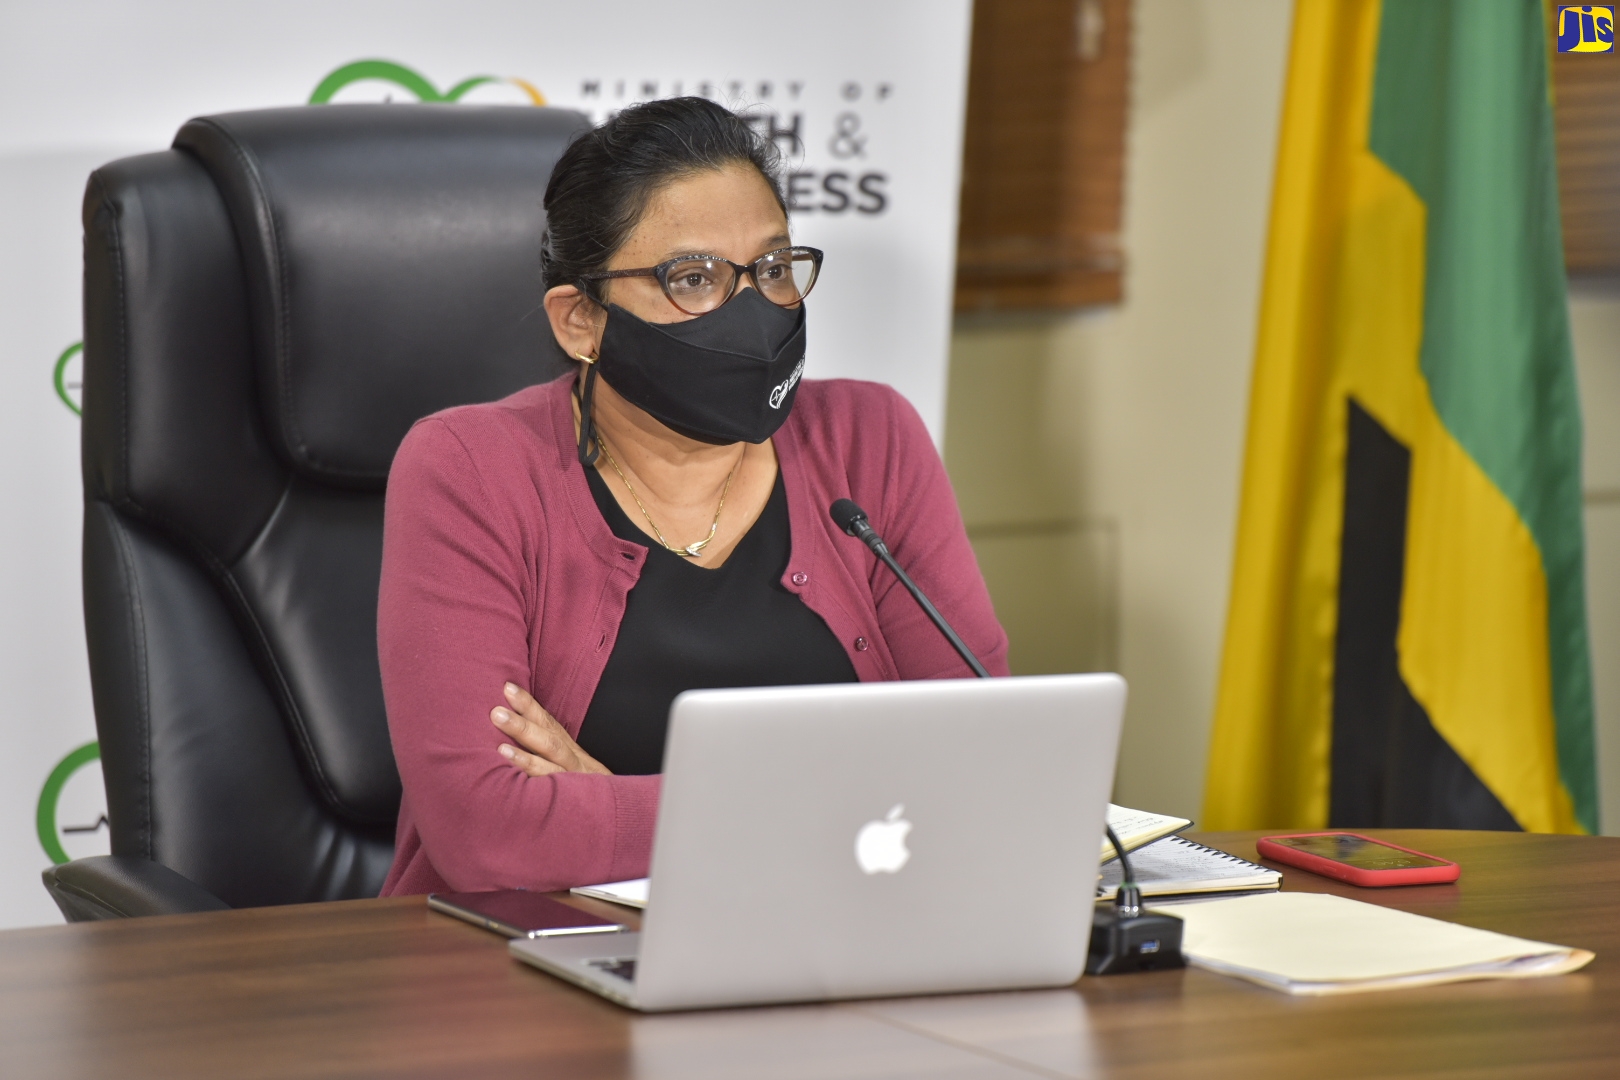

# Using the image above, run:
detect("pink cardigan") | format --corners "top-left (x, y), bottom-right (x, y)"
top-left (377, 374), bottom-right (1008, 896)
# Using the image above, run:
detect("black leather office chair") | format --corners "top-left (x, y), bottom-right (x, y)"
top-left (43, 104), bottom-right (584, 921)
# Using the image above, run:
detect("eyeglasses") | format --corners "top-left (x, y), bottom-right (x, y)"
top-left (579, 246), bottom-right (823, 317)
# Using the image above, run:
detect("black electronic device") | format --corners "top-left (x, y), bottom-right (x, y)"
top-left (828, 500), bottom-right (1183, 976)
top-left (428, 890), bottom-right (626, 939)
top-left (1085, 826), bottom-right (1187, 975)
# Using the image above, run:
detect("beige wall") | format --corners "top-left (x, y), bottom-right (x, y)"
top-left (943, 0), bottom-right (1620, 832)
top-left (944, 0), bottom-right (1294, 822)
top-left (1570, 288), bottom-right (1620, 834)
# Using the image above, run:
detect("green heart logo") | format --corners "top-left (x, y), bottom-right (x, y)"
top-left (54, 341), bottom-right (82, 416)
top-left (309, 60), bottom-right (546, 105)
top-left (38, 741), bottom-right (102, 865)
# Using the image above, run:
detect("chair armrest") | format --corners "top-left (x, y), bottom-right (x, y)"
top-left (42, 856), bottom-right (231, 921)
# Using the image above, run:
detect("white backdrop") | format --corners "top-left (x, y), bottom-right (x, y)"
top-left (0, 0), bottom-right (972, 928)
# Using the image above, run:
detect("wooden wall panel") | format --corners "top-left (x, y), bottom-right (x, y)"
top-left (955, 0), bottom-right (1131, 311)
top-left (1554, 44), bottom-right (1620, 277)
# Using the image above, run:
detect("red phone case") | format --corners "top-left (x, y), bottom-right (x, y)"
top-left (1256, 832), bottom-right (1461, 887)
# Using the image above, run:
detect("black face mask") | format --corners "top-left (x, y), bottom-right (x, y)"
top-left (576, 288), bottom-right (807, 464)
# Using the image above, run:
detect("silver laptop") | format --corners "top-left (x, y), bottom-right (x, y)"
top-left (509, 673), bottom-right (1126, 1011)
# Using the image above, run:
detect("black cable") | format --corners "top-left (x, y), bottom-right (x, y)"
top-left (1105, 823), bottom-right (1141, 918)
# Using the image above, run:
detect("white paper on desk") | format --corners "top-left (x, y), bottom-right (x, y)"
top-left (572, 878), bottom-right (649, 909)
top-left (1160, 891), bottom-right (1594, 995)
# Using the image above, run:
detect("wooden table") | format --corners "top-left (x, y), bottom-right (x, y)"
top-left (3, 830), bottom-right (1617, 1079)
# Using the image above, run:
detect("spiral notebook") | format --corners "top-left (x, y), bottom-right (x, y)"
top-left (1096, 835), bottom-right (1282, 900)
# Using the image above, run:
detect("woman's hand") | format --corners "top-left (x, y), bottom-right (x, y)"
top-left (491, 683), bottom-right (612, 777)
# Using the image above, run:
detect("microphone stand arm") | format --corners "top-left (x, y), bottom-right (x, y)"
top-left (830, 497), bottom-right (1182, 976)
top-left (849, 526), bottom-right (991, 679)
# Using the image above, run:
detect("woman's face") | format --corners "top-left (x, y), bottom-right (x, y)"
top-left (598, 163), bottom-right (792, 325)
top-left (543, 161), bottom-right (791, 364)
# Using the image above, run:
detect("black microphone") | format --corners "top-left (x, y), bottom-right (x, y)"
top-left (830, 498), bottom-right (1183, 976)
top-left (828, 499), bottom-right (990, 679)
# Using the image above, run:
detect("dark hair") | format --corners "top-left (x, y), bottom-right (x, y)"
top-left (540, 97), bottom-right (786, 297)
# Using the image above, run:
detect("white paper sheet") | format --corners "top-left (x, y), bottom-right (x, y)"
top-left (1161, 891), bottom-right (1593, 994)
top-left (572, 878), bottom-right (650, 909)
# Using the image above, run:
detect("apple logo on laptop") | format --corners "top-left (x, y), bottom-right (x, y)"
top-left (855, 804), bottom-right (912, 874)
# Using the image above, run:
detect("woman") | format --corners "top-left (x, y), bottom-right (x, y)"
top-left (378, 97), bottom-right (1008, 896)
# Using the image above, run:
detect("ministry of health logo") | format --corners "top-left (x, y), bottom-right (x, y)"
top-left (38, 742), bottom-right (106, 865)
top-left (309, 59), bottom-right (547, 105)
top-left (54, 342), bottom-right (82, 416)
top-left (1557, 6), bottom-right (1615, 52)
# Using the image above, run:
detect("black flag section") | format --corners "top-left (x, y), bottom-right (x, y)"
top-left (1329, 398), bottom-right (1520, 830)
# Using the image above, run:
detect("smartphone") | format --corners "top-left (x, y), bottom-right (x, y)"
top-left (1256, 832), bottom-right (1461, 887)
top-left (428, 890), bottom-right (627, 938)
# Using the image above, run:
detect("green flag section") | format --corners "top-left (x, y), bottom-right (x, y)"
top-left (1205, 0), bottom-right (1597, 834)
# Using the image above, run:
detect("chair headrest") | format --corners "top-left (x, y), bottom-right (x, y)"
top-left (175, 104), bottom-right (588, 488)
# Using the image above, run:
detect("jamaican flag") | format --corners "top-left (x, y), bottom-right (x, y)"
top-left (1204, 0), bottom-right (1597, 834)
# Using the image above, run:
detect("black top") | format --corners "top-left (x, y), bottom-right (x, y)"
top-left (576, 465), bottom-right (858, 775)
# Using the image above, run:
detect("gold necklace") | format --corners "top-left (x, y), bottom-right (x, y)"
top-left (596, 436), bottom-right (739, 558)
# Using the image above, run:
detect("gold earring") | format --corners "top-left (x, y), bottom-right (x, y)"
top-left (574, 352), bottom-right (598, 365)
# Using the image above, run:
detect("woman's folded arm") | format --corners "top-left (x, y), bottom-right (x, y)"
top-left (379, 416), bottom-right (657, 891)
